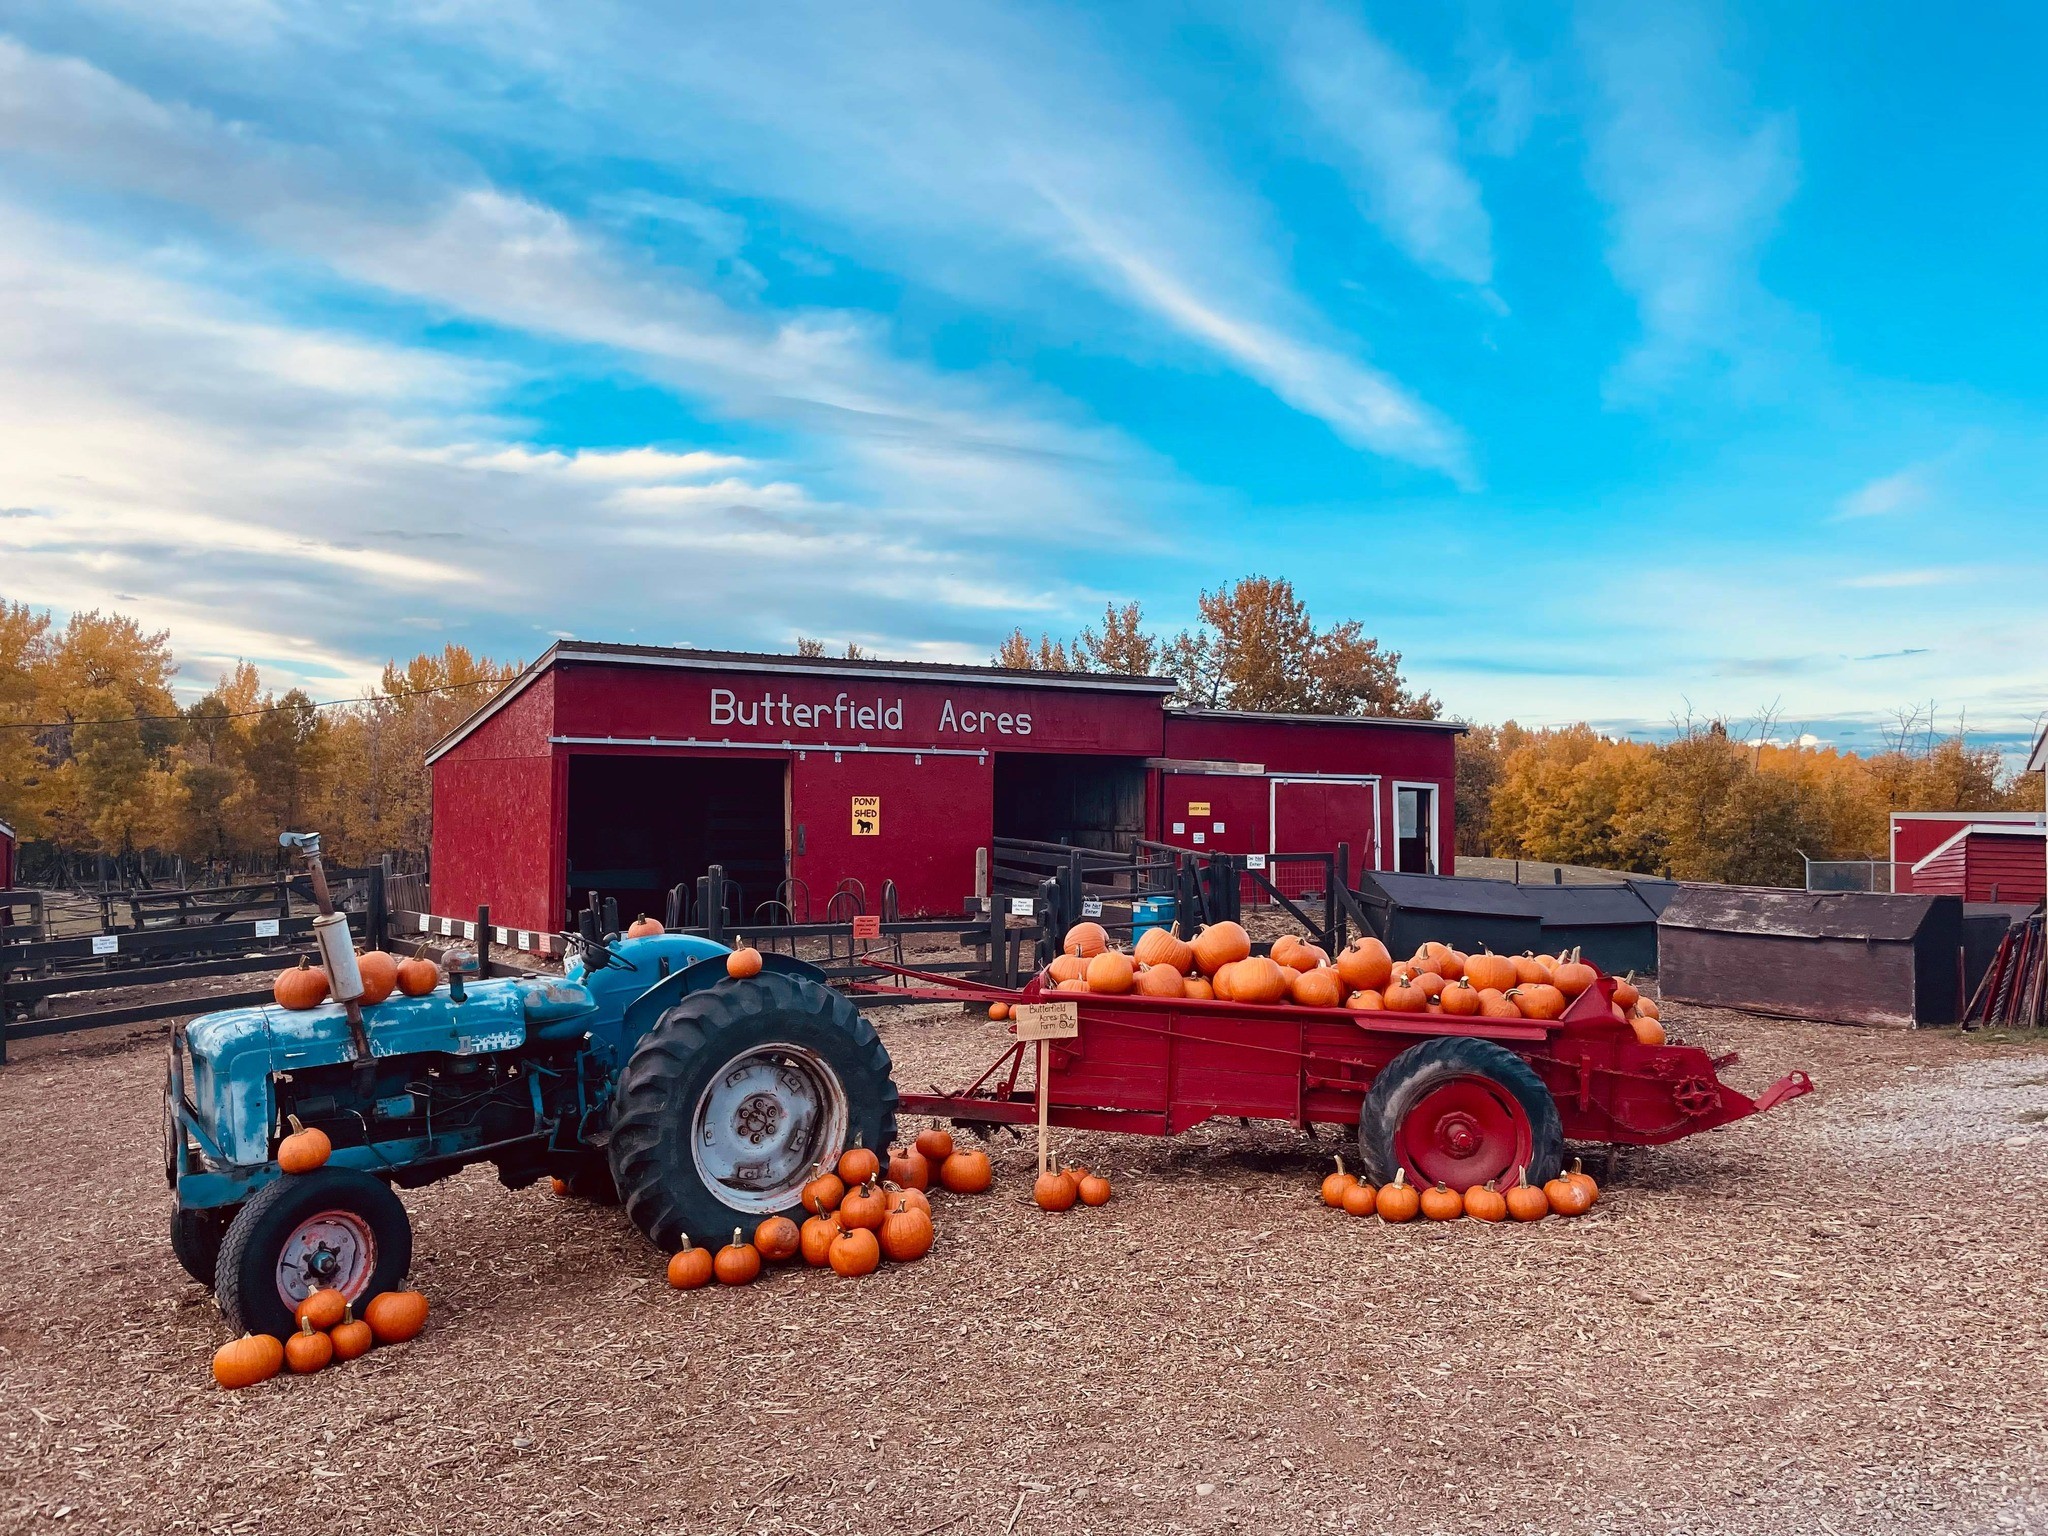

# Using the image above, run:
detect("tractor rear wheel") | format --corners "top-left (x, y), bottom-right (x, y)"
top-left (608, 972), bottom-right (897, 1252)
top-left (215, 1168), bottom-right (412, 1337)
top-left (1358, 1037), bottom-right (1563, 1192)
top-left (169, 1206), bottom-right (233, 1287)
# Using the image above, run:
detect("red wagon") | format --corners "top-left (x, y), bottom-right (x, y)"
top-left (880, 965), bottom-right (1811, 1189)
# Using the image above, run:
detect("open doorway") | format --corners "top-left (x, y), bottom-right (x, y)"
top-left (1393, 782), bottom-right (1437, 874)
top-left (993, 753), bottom-right (1146, 853)
top-left (566, 753), bottom-right (786, 925)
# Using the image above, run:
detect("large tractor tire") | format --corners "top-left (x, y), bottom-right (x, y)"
top-left (215, 1168), bottom-right (413, 1338)
top-left (608, 972), bottom-right (897, 1252)
top-left (1357, 1037), bottom-right (1563, 1192)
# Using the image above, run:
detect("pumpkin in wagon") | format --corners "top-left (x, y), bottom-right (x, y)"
top-left (1189, 921), bottom-right (1251, 975)
top-left (1084, 950), bottom-right (1136, 995)
top-left (1134, 926), bottom-right (1197, 974)
top-left (1336, 936), bottom-right (1393, 993)
top-left (1062, 921), bottom-right (1109, 958)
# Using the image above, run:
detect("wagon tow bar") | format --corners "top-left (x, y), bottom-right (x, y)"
top-left (280, 831), bottom-right (375, 1068)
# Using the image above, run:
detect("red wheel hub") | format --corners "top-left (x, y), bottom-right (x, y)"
top-left (1395, 1076), bottom-right (1532, 1190)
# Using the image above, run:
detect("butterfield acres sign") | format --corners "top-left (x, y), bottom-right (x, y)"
top-left (709, 687), bottom-right (1036, 738)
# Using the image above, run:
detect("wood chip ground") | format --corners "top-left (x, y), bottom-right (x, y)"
top-left (1, 996), bottom-right (2044, 1535)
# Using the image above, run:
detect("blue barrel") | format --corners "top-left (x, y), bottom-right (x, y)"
top-left (1132, 896), bottom-right (1176, 942)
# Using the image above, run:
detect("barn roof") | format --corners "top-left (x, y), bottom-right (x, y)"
top-left (1511, 883), bottom-right (1658, 928)
top-left (1658, 886), bottom-right (1951, 942)
top-left (1168, 708), bottom-right (1466, 734)
top-left (1356, 871), bottom-right (1541, 916)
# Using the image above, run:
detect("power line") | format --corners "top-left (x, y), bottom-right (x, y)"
top-left (0, 676), bottom-right (513, 732)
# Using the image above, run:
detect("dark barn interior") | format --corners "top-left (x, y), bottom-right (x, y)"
top-left (993, 753), bottom-right (1147, 852)
top-left (565, 754), bottom-right (786, 926)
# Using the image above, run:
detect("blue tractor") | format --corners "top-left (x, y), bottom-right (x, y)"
top-left (163, 841), bottom-right (898, 1336)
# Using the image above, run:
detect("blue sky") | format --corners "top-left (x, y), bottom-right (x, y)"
top-left (0, 1), bottom-right (2042, 753)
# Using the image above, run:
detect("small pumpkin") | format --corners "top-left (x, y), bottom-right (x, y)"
top-left (837, 1138), bottom-right (881, 1187)
top-left (1507, 983), bottom-right (1567, 1022)
top-left (1476, 987), bottom-right (1521, 1020)
top-left (828, 1224), bottom-right (882, 1277)
top-left (1340, 1180), bottom-right (1378, 1217)
top-left (1182, 974), bottom-right (1215, 1001)
top-left (1046, 953), bottom-right (1088, 985)
top-left (714, 1228), bottom-right (762, 1285)
top-left (1055, 978), bottom-right (1089, 993)
top-left (1381, 969), bottom-right (1430, 1013)
top-left (272, 957), bottom-right (329, 1011)
top-left (1336, 937), bottom-right (1394, 993)
top-left (277, 1115), bottom-right (332, 1175)
top-left (626, 914), bottom-right (665, 938)
top-left (1210, 961), bottom-right (1238, 1000)
top-left (1289, 967), bottom-right (1342, 1008)
top-left (1084, 950), bottom-right (1135, 995)
top-left (1510, 954), bottom-right (1550, 986)
top-left (914, 1128), bottom-right (955, 1164)
top-left (988, 1001), bottom-right (1010, 1021)
top-left (1227, 956), bottom-right (1289, 1005)
top-left (1320, 1155), bottom-right (1358, 1208)
top-left (295, 1287), bottom-right (346, 1332)
top-left (668, 1243), bottom-right (715, 1288)
top-left (886, 1145), bottom-right (930, 1191)
top-left (1032, 1168), bottom-right (1078, 1212)
top-left (726, 946), bottom-right (764, 980)
top-left (753, 1215), bottom-right (801, 1263)
top-left (395, 951), bottom-right (439, 997)
top-left (212, 1333), bottom-right (284, 1389)
top-left (1463, 1181), bottom-right (1507, 1222)
top-left (1505, 1167), bottom-right (1549, 1223)
top-left (355, 950), bottom-right (399, 1005)
top-left (1437, 977), bottom-right (1482, 1017)
top-left (1134, 926), bottom-right (1197, 973)
top-left (879, 1199), bottom-right (935, 1262)
top-left (1630, 1011), bottom-right (1666, 1046)
top-left (285, 1318), bottom-right (333, 1375)
top-left (839, 1180), bottom-right (888, 1230)
top-left (1270, 935), bottom-right (1315, 970)
top-left (364, 1290), bottom-right (428, 1345)
top-left (1077, 1172), bottom-right (1112, 1206)
top-left (798, 1211), bottom-right (840, 1266)
top-left (329, 1306), bottom-right (373, 1361)
top-left (885, 1181), bottom-right (932, 1216)
top-left (1635, 996), bottom-right (1662, 1020)
top-left (1414, 971), bottom-right (1447, 1001)
top-left (1062, 921), bottom-right (1109, 958)
top-left (1544, 1166), bottom-right (1594, 1217)
top-left (938, 1148), bottom-right (993, 1194)
top-left (1565, 1158), bottom-right (1600, 1208)
top-left (803, 1167), bottom-right (847, 1215)
top-left (1375, 1168), bottom-right (1419, 1223)
top-left (1133, 962), bottom-right (1186, 998)
top-left (1464, 950), bottom-right (1517, 993)
top-left (1420, 1182), bottom-right (1464, 1221)
top-left (1551, 958), bottom-right (1598, 998)
top-left (1189, 921), bottom-right (1252, 976)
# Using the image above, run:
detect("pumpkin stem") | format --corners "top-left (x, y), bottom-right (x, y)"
top-left (732, 1227), bottom-right (743, 1247)
top-left (1332, 1154), bottom-right (1346, 1177)
top-left (286, 1114), bottom-right (305, 1135)
top-left (1391, 1167), bottom-right (1408, 1188)
top-left (299, 1317), bottom-right (317, 1336)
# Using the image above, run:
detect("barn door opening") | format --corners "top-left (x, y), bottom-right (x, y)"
top-left (993, 753), bottom-right (1145, 853)
top-left (566, 753), bottom-right (787, 926)
top-left (1393, 782), bottom-right (1437, 874)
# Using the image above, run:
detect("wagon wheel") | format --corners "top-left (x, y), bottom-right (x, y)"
top-left (1357, 1038), bottom-right (1563, 1191)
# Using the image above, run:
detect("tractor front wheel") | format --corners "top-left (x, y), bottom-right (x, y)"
top-left (215, 1168), bottom-right (413, 1337)
top-left (1358, 1037), bottom-right (1563, 1192)
top-left (169, 1206), bottom-right (234, 1287)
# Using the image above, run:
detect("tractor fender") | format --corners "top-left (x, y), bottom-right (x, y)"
top-left (614, 952), bottom-right (830, 1057)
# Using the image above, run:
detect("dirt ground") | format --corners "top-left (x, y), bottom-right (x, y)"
top-left (1, 1000), bottom-right (2045, 1536)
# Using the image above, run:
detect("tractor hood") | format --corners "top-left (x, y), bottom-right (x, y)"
top-left (184, 975), bottom-right (597, 1166)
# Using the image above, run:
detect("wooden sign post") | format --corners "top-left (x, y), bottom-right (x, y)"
top-left (1010, 1002), bottom-right (1079, 1176)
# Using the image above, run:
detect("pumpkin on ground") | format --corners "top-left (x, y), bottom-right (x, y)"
top-left (803, 1167), bottom-right (847, 1215)
top-left (1505, 1169), bottom-right (1549, 1222)
top-left (1033, 1168), bottom-right (1079, 1211)
top-left (915, 1127), bottom-right (955, 1164)
top-left (1084, 950), bottom-right (1135, 995)
top-left (753, 1215), bottom-right (801, 1263)
top-left (1289, 967), bottom-right (1342, 1008)
top-left (1134, 962), bottom-right (1186, 998)
top-left (1134, 927), bottom-right (1197, 973)
top-left (1340, 1180), bottom-right (1378, 1217)
top-left (1190, 921), bottom-right (1252, 976)
top-left (886, 1182), bottom-right (932, 1216)
top-left (285, 1319), bottom-right (333, 1375)
top-left (1565, 1158), bottom-right (1600, 1208)
top-left (798, 1211), bottom-right (840, 1267)
top-left (295, 1288), bottom-right (346, 1331)
top-left (714, 1229), bottom-right (762, 1285)
top-left (1463, 1182), bottom-right (1508, 1222)
top-left (626, 914), bottom-right (665, 938)
top-left (212, 1333), bottom-right (284, 1390)
top-left (827, 1225), bottom-right (881, 1277)
top-left (329, 1307), bottom-right (373, 1361)
top-left (879, 1199), bottom-right (935, 1262)
top-left (1077, 1173), bottom-right (1112, 1206)
top-left (1227, 956), bottom-right (1288, 1005)
top-left (1336, 937), bottom-right (1394, 993)
top-left (1420, 1182), bottom-right (1465, 1221)
top-left (277, 1115), bottom-right (332, 1175)
top-left (887, 1146), bottom-right (930, 1191)
top-left (1062, 921), bottom-right (1109, 958)
top-left (354, 950), bottom-right (399, 1005)
top-left (1320, 1156), bottom-right (1358, 1207)
top-left (1375, 1168), bottom-right (1419, 1223)
top-left (939, 1148), bottom-right (993, 1193)
top-left (668, 1244), bottom-right (715, 1288)
top-left (726, 946), bottom-right (764, 980)
top-left (1437, 978), bottom-right (1482, 1017)
top-left (1543, 1168), bottom-right (1594, 1217)
top-left (273, 957), bottom-right (329, 1011)
top-left (837, 1138), bottom-right (880, 1186)
top-left (838, 1181), bottom-right (888, 1231)
top-left (395, 952), bottom-right (439, 997)
top-left (988, 1002), bottom-right (1010, 1021)
top-left (365, 1290), bottom-right (429, 1345)
top-left (1464, 950), bottom-right (1517, 993)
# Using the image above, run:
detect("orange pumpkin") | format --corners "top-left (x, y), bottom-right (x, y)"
top-left (329, 1307), bottom-right (373, 1361)
top-left (1077, 1172), bottom-right (1112, 1206)
top-left (938, 1148), bottom-right (993, 1194)
top-left (1508, 984), bottom-right (1567, 1021)
top-left (1336, 937), bottom-right (1394, 993)
top-left (354, 950), bottom-right (399, 1006)
top-left (1464, 950), bottom-right (1517, 993)
top-left (1084, 950), bottom-right (1135, 994)
top-left (1381, 969), bottom-right (1430, 1013)
top-left (1032, 1168), bottom-right (1078, 1211)
top-left (285, 1319), bottom-right (333, 1375)
top-left (1062, 921), bottom-right (1109, 958)
top-left (714, 1228), bottom-right (762, 1285)
top-left (1414, 971), bottom-right (1447, 1001)
top-left (1210, 961), bottom-right (1238, 1000)
top-left (1289, 967), bottom-right (1342, 1008)
top-left (1510, 954), bottom-right (1550, 986)
top-left (1374, 1168), bottom-right (1419, 1222)
top-left (277, 1116), bottom-right (331, 1175)
top-left (726, 946), bottom-right (764, 980)
top-left (1054, 978), bottom-right (1089, 993)
top-left (1566, 1159), bottom-right (1600, 1208)
top-left (1345, 988), bottom-right (1384, 1011)
top-left (1340, 1179), bottom-right (1379, 1217)
top-left (1133, 963), bottom-right (1185, 998)
top-left (668, 1244), bottom-right (715, 1287)
top-left (827, 1225), bottom-right (881, 1276)
top-left (1635, 996), bottom-right (1662, 1020)
top-left (802, 1167), bottom-right (846, 1215)
top-left (1463, 1182), bottom-right (1507, 1222)
top-left (1134, 927), bottom-right (1196, 973)
top-left (1552, 959), bottom-right (1597, 998)
top-left (879, 1199), bottom-right (935, 1262)
top-left (295, 1288), bottom-right (346, 1331)
top-left (886, 1145), bottom-right (930, 1191)
top-left (1437, 978), bottom-right (1482, 1017)
top-left (272, 958), bottom-right (329, 1011)
top-left (1505, 1169), bottom-right (1549, 1222)
top-left (1629, 1011), bottom-right (1666, 1046)
top-left (364, 1290), bottom-right (429, 1344)
top-left (837, 1139), bottom-right (880, 1186)
top-left (753, 1215), bottom-right (801, 1263)
top-left (1476, 987), bottom-right (1521, 1020)
top-left (1544, 1168), bottom-right (1594, 1217)
top-left (626, 914), bottom-right (665, 938)
top-left (798, 1211), bottom-right (840, 1267)
top-left (1182, 974), bottom-right (1215, 1001)
top-left (1227, 956), bottom-right (1289, 1005)
top-left (839, 1181), bottom-right (888, 1230)
top-left (886, 1181), bottom-right (932, 1216)
top-left (1420, 1182), bottom-right (1464, 1221)
top-left (212, 1333), bottom-right (284, 1389)
top-left (1270, 935), bottom-right (1315, 970)
top-left (914, 1128), bottom-right (955, 1164)
top-left (988, 1001), bottom-right (1010, 1021)
top-left (1047, 953), bottom-right (1088, 985)
top-left (1189, 921), bottom-right (1252, 976)
top-left (395, 953), bottom-right (439, 997)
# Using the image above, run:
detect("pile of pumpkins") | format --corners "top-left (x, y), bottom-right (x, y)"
top-left (1031, 1159), bottom-right (1113, 1212)
top-left (212, 1112), bottom-right (430, 1388)
top-left (1040, 921), bottom-right (1667, 1044)
top-left (666, 1126), bottom-right (991, 1287)
top-left (271, 947), bottom-right (440, 1010)
top-left (1319, 1155), bottom-right (1601, 1224)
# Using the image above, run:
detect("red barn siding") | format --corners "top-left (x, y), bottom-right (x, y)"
top-left (1910, 826), bottom-right (2046, 905)
top-left (790, 750), bottom-right (988, 917)
top-left (430, 671), bottom-right (560, 934)
top-left (0, 824), bottom-right (14, 889)
top-left (1892, 812), bottom-right (2042, 892)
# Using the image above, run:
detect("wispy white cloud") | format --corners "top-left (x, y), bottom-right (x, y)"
top-left (1835, 466), bottom-right (1931, 520)
top-left (1278, 2), bottom-right (1494, 286)
top-left (1835, 567), bottom-right (1974, 589)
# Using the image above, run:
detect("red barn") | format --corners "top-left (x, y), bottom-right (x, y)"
top-left (1892, 811), bottom-right (2046, 893)
top-left (1908, 819), bottom-right (2046, 905)
top-left (426, 641), bottom-right (1463, 934)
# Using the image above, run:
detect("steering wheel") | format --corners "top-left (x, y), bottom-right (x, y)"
top-left (564, 932), bottom-right (638, 974)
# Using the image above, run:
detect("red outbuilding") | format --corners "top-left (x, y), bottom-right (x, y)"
top-left (426, 642), bottom-right (1463, 935)
top-left (1891, 810), bottom-right (2046, 893)
top-left (1906, 818), bottom-right (2046, 905)
top-left (0, 817), bottom-right (14, 891)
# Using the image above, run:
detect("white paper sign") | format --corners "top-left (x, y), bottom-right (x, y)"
top-left (1171, 822), bottom-right (1185, 835)
top-left (438, 917), bottom-right (453, 936)
top-left (1081, 899), bottom-right (1103, 918)
top-left (1212, 822), bottom-right (1226, 834)
top-left (1192, 832), bottom-right (1206, 845)
top-left (518, 931), bottom-right (533, 950)
top-left (1008, 897), bottom-right (1035, 916)
top-left (254, 918), bottom-right (280, 938)
top-left (417, 913), bottom-right (432, 932)
top-left (91, 934), bottom-right (119, 955)
top-left (1246, 853), bottom-right (1268, 870)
